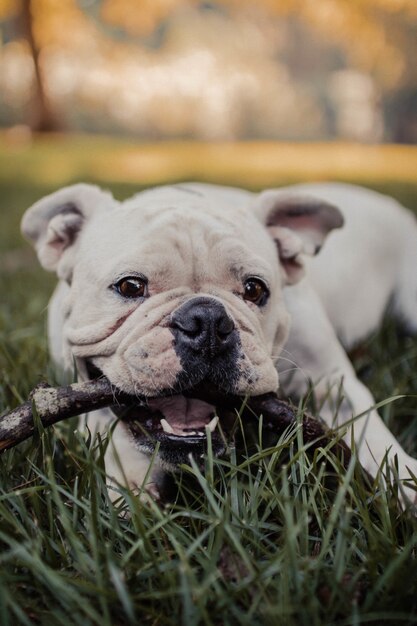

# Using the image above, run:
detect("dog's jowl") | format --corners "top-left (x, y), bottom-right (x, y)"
top-left (21, 182), bottom-right (417, 500)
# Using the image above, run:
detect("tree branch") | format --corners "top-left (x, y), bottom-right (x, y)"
top-left (0, 379), bottom-right (121, 451)
top-left (0, 379), bottom-right (352, 469)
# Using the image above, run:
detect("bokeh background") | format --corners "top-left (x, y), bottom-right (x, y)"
top-left (2, 0), bottom-right (417, 143)
top-left (1, 0), bottom-right (417, 190)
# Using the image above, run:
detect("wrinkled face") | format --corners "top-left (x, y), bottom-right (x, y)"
top-left (61, 189), bottom-right (289, 465)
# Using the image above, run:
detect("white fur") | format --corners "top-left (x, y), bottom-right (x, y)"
top-left (278, 183), bottom-right (417, 485)
top-left (22, 181), bottom-right (417, 502)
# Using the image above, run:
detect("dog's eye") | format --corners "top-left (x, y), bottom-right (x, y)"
top-left (115, 277), bottom-right (148, 299)
top-left (243, 278), bottom-right (269, 306)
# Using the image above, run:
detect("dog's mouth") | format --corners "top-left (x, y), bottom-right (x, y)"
top-left (114, 388), bottom-right (241, 469)
top-left (113, 391), bottom-right (238, 467)
top-left (86, 362), bottom-right (239, 467)
top-left (131, 395), bottom-right (220, 438)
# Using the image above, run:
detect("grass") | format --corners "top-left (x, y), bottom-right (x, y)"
top-left (0, 423), bottom-right (416, 626)
top-left (1, 135), bottom-right (417, 625)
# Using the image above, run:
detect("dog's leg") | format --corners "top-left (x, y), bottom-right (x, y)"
top-left (84, 410), bottom-right (164, 503)
top-left (392, 218), bottom-right (417, 335)
top-left (279, 281), bottom-right (417, 496)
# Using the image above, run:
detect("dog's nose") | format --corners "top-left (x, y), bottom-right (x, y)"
top-left (171, 297), bottom-right (236, 358)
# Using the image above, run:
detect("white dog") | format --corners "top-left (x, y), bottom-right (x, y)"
top-left (21, 182), bottom-right (417, 501)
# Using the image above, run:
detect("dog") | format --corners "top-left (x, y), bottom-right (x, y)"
top-left (21, 181), bottom-right (417, 502)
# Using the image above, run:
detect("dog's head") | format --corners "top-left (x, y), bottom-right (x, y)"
top-left (21, 183), bottom-right (342, 466)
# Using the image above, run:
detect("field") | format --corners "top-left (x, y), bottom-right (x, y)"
top-left (1, 134), bottom-right (417, 625)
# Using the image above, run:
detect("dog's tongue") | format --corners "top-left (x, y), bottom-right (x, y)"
top-left (148, 396), bottom-right (216, 431)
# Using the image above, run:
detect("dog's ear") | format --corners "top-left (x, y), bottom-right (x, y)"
top-left (21, 184), bottom-right (117, 279)
top-left (254, 190), bottom-right (344, 284)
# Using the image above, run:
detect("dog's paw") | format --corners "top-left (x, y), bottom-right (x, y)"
top-left (380, 458), bottom-right (417, 514)
top-left (106, 478), bottom-right (163, 519)
top-left (358, 447), bottom-right (417, 513)
top-left (397, 462), bottom-right (417, 512)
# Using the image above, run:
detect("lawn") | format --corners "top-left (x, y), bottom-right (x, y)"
top-left (1, 134), bottom-right (417, 625)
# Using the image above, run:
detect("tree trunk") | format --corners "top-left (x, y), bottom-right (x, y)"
top-left (19, 0), bottom-right (58, 132)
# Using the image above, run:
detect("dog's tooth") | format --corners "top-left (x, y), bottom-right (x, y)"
top-left (207, 415), bottom-right (219, 433)
top-left (160, 418), bottom-right (174, 434)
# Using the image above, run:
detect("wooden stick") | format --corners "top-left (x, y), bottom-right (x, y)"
top-left (0, 379), bottom-right (351, 467)
top-left (0, 378), bottom-right (123, 451)
top-left (247, 393), bottom-right (353, 463)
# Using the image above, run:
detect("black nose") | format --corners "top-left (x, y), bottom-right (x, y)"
top-left (171, 297), bottom-right (236, 358)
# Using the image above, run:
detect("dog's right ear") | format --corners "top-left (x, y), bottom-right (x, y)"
top-left (21, 184), bottom-right (117, 279)
top-left (254, 189), bottom-right (344, 284)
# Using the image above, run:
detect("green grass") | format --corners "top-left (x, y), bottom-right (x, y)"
top-left (0, 422), bottom-right (416, 626)
top-left (1, 137), bottom-right (417, 625)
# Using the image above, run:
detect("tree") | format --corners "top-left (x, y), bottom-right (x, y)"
top-left (18, 0), bottom-right (57, 131)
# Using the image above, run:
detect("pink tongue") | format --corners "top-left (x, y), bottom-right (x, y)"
top-left (148, 396), bottom-right (215, 428)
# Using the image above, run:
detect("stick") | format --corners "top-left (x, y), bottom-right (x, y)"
top-left (0, 379), bottom-right (351, 467)
top-left (247, 393), bottom-right (354, 468)
top-left (0, 378), bottom-right (123, 451)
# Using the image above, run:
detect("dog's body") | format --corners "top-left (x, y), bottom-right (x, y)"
top-left (22, 182), bottom-right (417, 500)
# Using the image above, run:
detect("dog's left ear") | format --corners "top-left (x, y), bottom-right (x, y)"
top-left (21, 183), bottom-right (117, 280)
top-left (254, 190), bottom-right (344, 284)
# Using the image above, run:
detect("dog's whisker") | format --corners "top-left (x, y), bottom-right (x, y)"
top-left (271, 355), bottom-right (299, 367)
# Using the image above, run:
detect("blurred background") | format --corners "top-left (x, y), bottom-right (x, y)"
top-left (1, 0), bottom-right (417, 191)
top-left (1, 0), bottom-right (417, 142)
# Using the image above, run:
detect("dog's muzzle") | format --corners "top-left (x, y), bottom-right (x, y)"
top-left (88, 298), bottom-right (245, 468)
